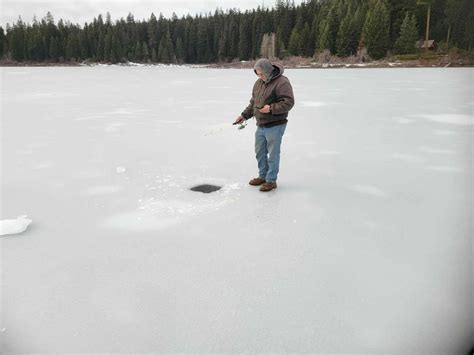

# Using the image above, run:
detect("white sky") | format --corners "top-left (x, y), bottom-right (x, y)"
top-left (1, 0), bottom-right (296, 27)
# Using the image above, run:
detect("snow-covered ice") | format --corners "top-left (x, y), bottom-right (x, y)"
top-left (1, 66), bottom-right (472, 353)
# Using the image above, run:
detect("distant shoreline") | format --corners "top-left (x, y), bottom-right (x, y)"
top-left (0, 57), bottom-right (472, 69)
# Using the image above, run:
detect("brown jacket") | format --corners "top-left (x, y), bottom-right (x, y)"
top-left (241, 63), bottom-right (295, 127)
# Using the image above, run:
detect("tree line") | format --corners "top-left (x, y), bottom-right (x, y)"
top-left (0, 0), bottom-right (472, 64)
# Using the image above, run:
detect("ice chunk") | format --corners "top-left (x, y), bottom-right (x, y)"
top-left (0, 215), bottom-right (33, 236)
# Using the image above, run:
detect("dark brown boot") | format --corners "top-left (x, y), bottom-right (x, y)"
top-left (259, 181), bottom-right (277, 192)
top-left (249, 177), bottom-right (266, 186)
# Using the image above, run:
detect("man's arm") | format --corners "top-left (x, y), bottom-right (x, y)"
top-left (270, 79), bottom-right (294, 115)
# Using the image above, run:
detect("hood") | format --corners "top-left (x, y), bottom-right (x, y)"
top-left (254, 59), bottom-right (284, 83)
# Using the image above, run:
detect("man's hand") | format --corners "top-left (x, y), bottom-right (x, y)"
top-left (233, 115), bottom-right (245, 125)
top-left (258, 105), bottom-right (271, 114)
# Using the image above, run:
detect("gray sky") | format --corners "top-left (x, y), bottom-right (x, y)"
top-left (1, 0), bottom-right (291, 27)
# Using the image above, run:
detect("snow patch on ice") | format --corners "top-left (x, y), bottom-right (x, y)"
top-left (0, 216), bottom-right (32, 236)
top-left (418, 114), bottom-right (474, 126)
top-left (350, 185), bottom-right (386, 198)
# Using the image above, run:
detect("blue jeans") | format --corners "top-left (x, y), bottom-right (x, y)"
top-left (255, 124), bottom-right (287, 183)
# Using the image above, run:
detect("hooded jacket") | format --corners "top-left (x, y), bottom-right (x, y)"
top-left (241, 62), bottom-right (295, 127)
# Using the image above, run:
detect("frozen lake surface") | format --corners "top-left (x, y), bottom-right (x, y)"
top-left (1, 66), bottom-right (473, 353)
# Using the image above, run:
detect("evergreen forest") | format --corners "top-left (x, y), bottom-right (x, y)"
top-left (0, 0), bottom-right (472, 64)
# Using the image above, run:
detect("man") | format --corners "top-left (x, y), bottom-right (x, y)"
top-left (234, 58), bottom-right (295, 192)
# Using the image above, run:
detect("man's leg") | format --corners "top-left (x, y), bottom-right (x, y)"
top-left (255, 126), bottom-right (268, 179)
top-left (265, 124), bottom-right (287, 183)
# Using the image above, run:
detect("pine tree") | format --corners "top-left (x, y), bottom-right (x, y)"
top-left (66, 31), bottom-right (80, 61)
top-left (11, 18), bottom-right (27, 61)
top-left (49, 36), bottom-right (59, 61)
top-left (363, 0), bottom-right (391, 59)
top-left (218, 31), bottom-right (227, 62)
top-left (96, 31), bottom-right (105, 61)
top-left (395, 13), bottom-right (419, 54)
top-left (104, 32), bottom-right (112, 62)
top-left (336, 10), bottom-right (352, 57)
top-left (318, 20), bottom-right (331, 52)
top-left (0, 27), bottom-right (6, 58)
top-left (165, 27), bottom-right (176, 63)
top-left (318, 1), bottom-right (344, 55)
top-left (109, 35), bottom-right (118, 63)
top-left (196, 18), bottom-right (209, 63)
top-left (228, 13), bottom-right (239, 59)
top-left (288, 27), bottom-right (301, 55)
top-left (175, 37), bottom-right (185, 63)
top-left (238, 14), bottom-right (252, 60)
top-left (251, 8), bottom-right (263, 59)
top-left (134, 41), bottom-right (142, 61)
top-left (142, 42), bottom-right (150, 62)
top-left (349, 6), bottom-right (366, 55)
top-left (275, 28), bottom-right (287, 58)
top-left (300, 23), bottom-right (311, 57)
top-left (148, 13), bottom-right (158, 52)
top-left (79, 30), bottom-right (88, 59)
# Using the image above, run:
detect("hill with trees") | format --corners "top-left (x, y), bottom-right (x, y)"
top-left (0, 0), bottom-right (472, 65)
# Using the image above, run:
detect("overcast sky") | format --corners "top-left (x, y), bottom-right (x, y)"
top-left (1, 0), bottom-right (301, 27)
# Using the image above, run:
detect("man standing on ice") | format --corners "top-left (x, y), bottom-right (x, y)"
top-left (234, 58), bottom-right (295, 192)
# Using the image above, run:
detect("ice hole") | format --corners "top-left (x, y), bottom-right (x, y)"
top-left (190, 184), bottom-right (222, 193)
